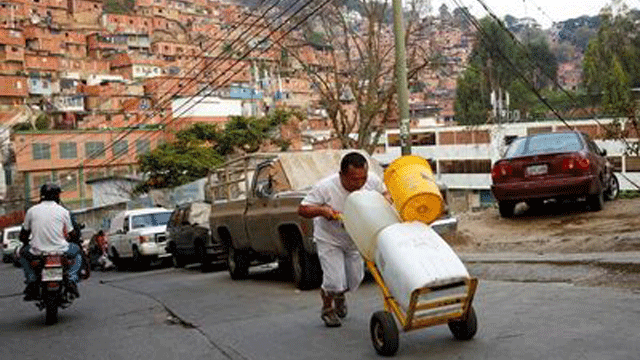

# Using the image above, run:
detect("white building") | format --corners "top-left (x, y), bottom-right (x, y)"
top-left (374, 118), bottom-right (640, 209)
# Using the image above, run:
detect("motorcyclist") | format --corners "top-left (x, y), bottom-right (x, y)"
top-left (19, 182), bottom-right (83, 301)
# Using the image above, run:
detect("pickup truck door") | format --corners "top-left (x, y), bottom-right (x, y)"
top-left (244, 163), bottom-right (278, 254)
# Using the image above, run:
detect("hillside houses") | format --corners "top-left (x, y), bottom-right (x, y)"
top-left (0, 0), bottom-right (477, 212)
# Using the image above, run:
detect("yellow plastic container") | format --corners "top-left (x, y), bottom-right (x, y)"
top-left (383, 155), bottom-right (444, 224)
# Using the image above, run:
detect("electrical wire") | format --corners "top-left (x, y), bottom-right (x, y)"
top-left (83, 1), bottom-right (293, 169)
top-left (90, 0), bottom-right (330, 171)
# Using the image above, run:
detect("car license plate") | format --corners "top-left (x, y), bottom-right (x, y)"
top-left (526, 164), bottom-right (548, 176)
top-left (42, 267), bottom-right (63, 281)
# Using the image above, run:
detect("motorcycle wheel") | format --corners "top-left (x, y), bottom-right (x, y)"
top-left (44, 292), bottom-right (59, 325)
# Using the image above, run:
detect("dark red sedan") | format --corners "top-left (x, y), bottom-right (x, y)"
top-left (491, 131), bottom-right (619, 217)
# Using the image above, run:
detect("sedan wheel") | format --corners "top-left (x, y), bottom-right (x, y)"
top-left (604, 174), bottom-right (619, 201)
top-left (587, 190), bottom-right (604, 211)
top-left (498, 201), bottom-right (515, 218)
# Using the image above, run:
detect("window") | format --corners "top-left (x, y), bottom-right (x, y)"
top-left (131, 212), bottom-right (172, 229)
top-left (85, 141), bottom-right (105, 158)
top-left (625, 156), bottom-right (640, 172)
top-left (59, 171), bottom-right (77, 192)
top-left (113, 167), bottom-right (129, 177)
top-left (113, 140), bottom-right (128, 157)
top-left (136, 139), bottom-right (150, 155)
top-left (33, 174), bottom-right (51, 188)
top-left (32, 143), bottom-right (51, 160)
top-left (608, 156), bottom-right (622, 172)
top-left (85, 169), bottom-right (106, 181)
top-left (59, 142), bottom-right (77, 159)
top-left (438, 159), bottom-right (492, 174)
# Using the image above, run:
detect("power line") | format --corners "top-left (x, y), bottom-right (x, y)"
top-left (450, 0), bottom-right (574, 129)
top-left (14, 0), bottom-right (287, 175)
top-left (12, 0), bottom-right (277, 162)
top-left (91, 0), bottom-right (333, 171)
top-left (470, 0), bottom-right (640, 151)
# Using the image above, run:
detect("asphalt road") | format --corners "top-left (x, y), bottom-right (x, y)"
top-left (1, 261), bottom-right (639, 360)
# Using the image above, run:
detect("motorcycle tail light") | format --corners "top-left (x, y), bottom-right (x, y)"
top-left (47, 282), bottom-right (60, 290)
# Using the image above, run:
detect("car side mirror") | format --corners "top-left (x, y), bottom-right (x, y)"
top-left (256, 180), bottom-right (273, 198)
top-left (601, 149), bottom-right (607, 156)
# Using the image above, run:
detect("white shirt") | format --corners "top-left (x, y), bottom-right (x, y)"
top-left (301, 172), bottom-right (386, 248)
top-left (22, 201), bottom-right (73, 254)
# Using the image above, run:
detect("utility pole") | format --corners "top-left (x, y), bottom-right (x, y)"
top-left (392, 0), bottom-right (411, 155)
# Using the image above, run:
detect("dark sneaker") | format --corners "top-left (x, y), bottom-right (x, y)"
top-left (67, 282), bottom-right (80, 299)
top-left (321, 308), bottom-right (341, 328)
top-left (335, 295), bottom-right (347, 319)
top-left (23, 283), bottom-right (39, 301)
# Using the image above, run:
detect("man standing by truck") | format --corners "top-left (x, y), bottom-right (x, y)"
top-left (298, 152), bottom-right (387, 328)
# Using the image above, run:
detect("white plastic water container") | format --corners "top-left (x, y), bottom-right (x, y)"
top-left (343, 190), bottom-right (401, 261)
top-left (374, 221), bottom-right (470, 310)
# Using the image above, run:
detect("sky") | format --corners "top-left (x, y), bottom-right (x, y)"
top-left (432, 0), bottom-right (625, 29)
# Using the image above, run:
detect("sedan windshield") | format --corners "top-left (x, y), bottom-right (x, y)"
top-left (131, 212), bottom-right (172, 229)
top-left (504, 133), bottom-right (583, 158)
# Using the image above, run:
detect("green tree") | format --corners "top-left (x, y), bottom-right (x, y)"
top-left (454, 16), bottom-right (559, 124)
top-left (135, 110), bottom-right (298, 192)
top-left (136, 133), bottom-right (223, 193)
top-left (583, 9), bottom-right (640, 116)
top-left (214, 109), bottom-right (297, 156)
top-left (454, 65), bottom-right (490, 125)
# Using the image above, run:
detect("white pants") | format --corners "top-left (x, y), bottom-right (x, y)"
top-left (316, 240), bottom-right (364, 293)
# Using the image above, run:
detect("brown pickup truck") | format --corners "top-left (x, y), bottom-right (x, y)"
top-left (206, 150), bottom-right (457, 290)
top-left (206, 150), bottom-right (385, 290)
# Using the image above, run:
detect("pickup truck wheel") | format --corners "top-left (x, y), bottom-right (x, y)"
top-left (228, 246), bottom-right (249, 280)
top-left (292, 244), bottom-right (322, 290)
top-left (172, 253), bottom-right (185, 268)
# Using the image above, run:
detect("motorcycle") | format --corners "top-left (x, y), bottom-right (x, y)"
top-left (23, 250), bottom-right (80, 325)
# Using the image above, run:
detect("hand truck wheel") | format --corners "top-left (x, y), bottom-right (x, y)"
top-left (370, 311), bottom-right (399, 356)
top-left (448, 305), bottom-right (478, 340)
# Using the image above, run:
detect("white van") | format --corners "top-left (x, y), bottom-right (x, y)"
top-left (107, 208), bottom-right (173, 268)
top-left (2, 225), bottom-right (22, 264)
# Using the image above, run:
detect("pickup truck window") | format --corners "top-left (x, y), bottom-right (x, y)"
top-left (131, 212), bottom-right (172, 229)
top-left (5, 229), bottom-right (20, 240)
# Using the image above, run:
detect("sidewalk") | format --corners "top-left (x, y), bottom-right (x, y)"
top-left (458, 251), bottom-right (640, 267)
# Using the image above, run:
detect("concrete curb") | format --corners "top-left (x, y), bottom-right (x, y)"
top-left (458, 252), bottom-right (640, 267)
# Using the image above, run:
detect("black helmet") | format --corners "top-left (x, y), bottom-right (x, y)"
top-left (40, 182), bottom-right (62, 202)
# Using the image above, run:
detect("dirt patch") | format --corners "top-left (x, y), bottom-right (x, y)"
top-left (450, 197), bottom-right (640, 253)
